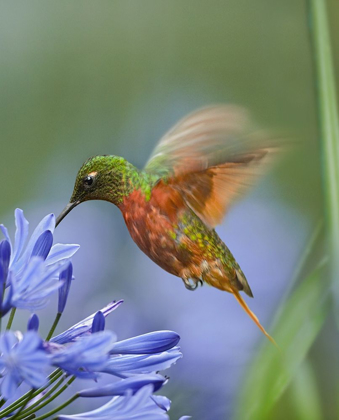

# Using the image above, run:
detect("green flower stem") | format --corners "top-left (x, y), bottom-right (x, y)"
top-left (46, 312), bottom-right (62, 341)
top-left (308, 0), bottom-right (339, 298)
top-left (15, 376), bottom-right (76, 420)
top-left (13, 378), bottom-right (65, 420)
top-left (0, 370), bottom-right (63, 418)
top-left (10, 390), bottom-right (34, 420)
top-left (6, 308), bottom-right (16, 330)
top-left (34, 394), bottom-right (79, 420)
top-left (15, 377), bottom-right (66, 418)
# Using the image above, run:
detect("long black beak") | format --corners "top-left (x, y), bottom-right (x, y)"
top-left (55, 202), bottom-right (79, 227)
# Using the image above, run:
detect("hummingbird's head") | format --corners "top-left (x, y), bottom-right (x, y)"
top-left (56, 155), bottom-right (130, 226)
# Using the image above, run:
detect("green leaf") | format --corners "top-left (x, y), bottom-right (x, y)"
top-left (290, 358), bottom-right (322, 420)
top-left (308, 0), bottom-right (339, 301)
top-left (234, 266), bottom-right (329, 420)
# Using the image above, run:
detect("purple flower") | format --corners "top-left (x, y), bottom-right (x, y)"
top-left (0, 209), bottom-right (79, 312)
top-left (51, 300), bottom-right (123, 344)
top-left (111, 331), bottom-right (180, 355)
top-left (91, 311), bottom-right (105, 333)
top-left (1, 209), bottom-right (79, 276)
top-left (50, 331), bottom-right (116, 378)
top-left (0, 331), bottom-right (50, 400)
top-left (78, 374), bottom-right (166, 397)
top-left (0, 239), bottom-right (10, 285)
top-left (0, 207), bottom-right (185, 419)
top-left (59, 384), bottom-right (170, 419)
top-left (58, 262), bottom-right (73, 313)
top-left (9, 257), bottom-right (66, 311)
top-left (102, 348), bottom-right (182, 376)
top-left (27, 313), bottom-right (39, 331)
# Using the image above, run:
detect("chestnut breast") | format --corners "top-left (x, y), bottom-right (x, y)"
top-left (120, 185), bottom-right (188, 276)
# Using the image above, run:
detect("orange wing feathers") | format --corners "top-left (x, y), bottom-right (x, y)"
top-left (145, 105), bottom-right (279, 228)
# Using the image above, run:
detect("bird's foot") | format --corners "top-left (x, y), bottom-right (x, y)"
top-left (182, 277), bottom-right (203, 291)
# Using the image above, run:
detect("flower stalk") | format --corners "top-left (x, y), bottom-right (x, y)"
top-left (46, 312), bottom-right (62, 341)
top-left (6, 308), bottom-right (16, 330)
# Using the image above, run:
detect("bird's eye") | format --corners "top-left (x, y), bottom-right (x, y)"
top-left (83, 175), bottom-right (94, 188)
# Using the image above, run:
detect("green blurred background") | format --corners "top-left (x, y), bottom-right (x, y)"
top-left (1, 1), bottom-right (338, 419)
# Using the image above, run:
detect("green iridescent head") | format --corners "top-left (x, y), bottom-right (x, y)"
top-left (56, 155), bottom-right (132, 226)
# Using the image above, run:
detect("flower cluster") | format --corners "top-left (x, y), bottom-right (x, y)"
top-left (0, 209), bottom-right (79, 314)
top-left (0, 210), bottom-right (184, 420)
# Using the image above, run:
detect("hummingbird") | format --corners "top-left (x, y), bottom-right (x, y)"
top-left (56, 105), bottom-right (278, 344)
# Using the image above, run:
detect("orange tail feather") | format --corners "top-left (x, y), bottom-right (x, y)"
top-left (231, 288), bottom-right (278, 347)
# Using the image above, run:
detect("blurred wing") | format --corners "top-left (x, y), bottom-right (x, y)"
top-left (145, 105), bottom-right (278, 228)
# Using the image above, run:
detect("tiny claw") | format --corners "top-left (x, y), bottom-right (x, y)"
top-left (182, 277), bottom-right (202, 291)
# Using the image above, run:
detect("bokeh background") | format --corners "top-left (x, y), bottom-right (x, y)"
top-left (1, 1), bottom-right (339, 419)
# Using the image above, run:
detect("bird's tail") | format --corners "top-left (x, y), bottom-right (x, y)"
top-left (231, 287), bottom-right (278, 347)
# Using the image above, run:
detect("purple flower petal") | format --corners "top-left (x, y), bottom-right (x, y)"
top-left (51, 300), bottom-right (123, 344)
top-left (1, 282), bottom-right (13, 315)
top-left (58, 262), bottom-right (73, 313)
top-left (51, 331), bottom-right (115, 377)
top-left (102, 348), bottom-right (182, 375)
top-left (0, 331), bottom-right (50, 399)
top-left (0, 225), bottom-right (12, 250)
top-left (31, 231), bottom-right (53, 260)
top-left (12, 209), bottom-right (29, 265)
top-left (92, 311), bottom-right (105, 333)
top-left (1, 371), bottom-right (20, 400)
top-left (0, 240), bottom-right (11, 282)
top-left (10, 257), bottom-right (66, 311)
top-left (111, 331), bottom-right (180, 355)
top-left (27, 314), bottom-right (39, 331)
top-left (46, 244), bottom-right (80, 266)
top-left (79, 374), bottom-right (166, 398)
top-left (151, 395), bottom-right (171, 412)
top-left (0, 210), bottom-right (79, 313)
top-left (59, 385), bottom-right (170, 419)
top-left (0, 331), bottom-right (18, 355)
top-left (14, 213), bottom-right (55, 274)
top-left (11, 257), bottom-right (44, 298)
top-left (18, 331), bottom-right (42, 354)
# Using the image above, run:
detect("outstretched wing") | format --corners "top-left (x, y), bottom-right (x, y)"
top-left (144, 105), bottom-right (278, 228)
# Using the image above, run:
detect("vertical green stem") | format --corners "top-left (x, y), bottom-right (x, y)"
top-left (6, 308), bottom-right (16, 330)
top-left (46, 312), bottom-right (62, 341)
top-left (308, 0), bottom-right (339, 306)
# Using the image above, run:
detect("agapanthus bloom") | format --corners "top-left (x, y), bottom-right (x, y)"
top-left (110, 330), bottom-right (180, 355)
top-left (0, 331), bottom-right (50, 400)
top-left (102, 347), bottom-right (182, 376)
top-left (0, 209), bottom-right (184, 419)
top-left (50, 331), bottom-right (116, 378)
top-left (49, 309), bottom-right (182, 382)
top-left (51, 300), bottom-right (123, 344)
top-left (58, 385), bottom-right (170, 420)
top-left (0, 209), bottom-right (79, 313)
top-left (78, 374), bottom-right (167, 397)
